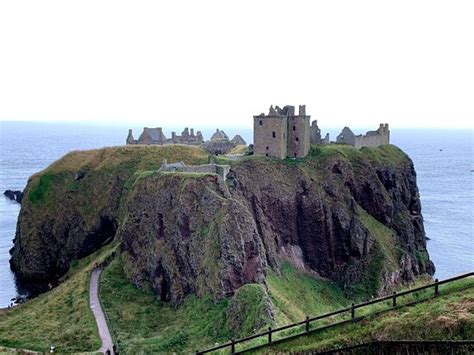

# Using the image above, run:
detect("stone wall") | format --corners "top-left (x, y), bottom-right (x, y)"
top-left (354, 124), bottom-right (389, 149)
top-left (337, 124), bottom-right (389, 149)
top-left (287, 115), bottom-right (310, 157)
top-left (159, 162), bottom-right (230, 180)
top-left (310, 120), bottom-right (330, 145)
top-left (253, 105), bottom-right (310, 159)
top-left (336, 127), bottom-right (356, 146)
top-left (253, 115), bottom-right (288, 159)
top-left (202, 140), bottom-right (235, 155)
top-left (126, 127), bottom-right (203, 146)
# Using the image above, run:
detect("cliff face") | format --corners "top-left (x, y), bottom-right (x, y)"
top-left (9, 145), bottom-right (209, 288)
top-left (120, 173), bottom-right (267, 304)
top-left (10, 144), bottom-right (434, 302)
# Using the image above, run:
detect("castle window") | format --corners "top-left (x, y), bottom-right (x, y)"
top-left (265, 153), bottom-right (269, 157)
top-left (259, 120), bottom-right (263, 126)
top-left (272, 131), bottom-right (276, 138)
top-left (296, 137), bottom-right (299, 142)
top-left (293, 126), bottom-right (296, 131)
top-left (266, 146), bottom-right (269, 150)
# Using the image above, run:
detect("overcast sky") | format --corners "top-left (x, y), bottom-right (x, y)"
top-left (0, 1), bottom-right (473, 129)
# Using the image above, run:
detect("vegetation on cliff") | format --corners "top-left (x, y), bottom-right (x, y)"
top-left (255, 278), bottom-right (474, 354)
top-left (10, 145), bottom-right (208, 285)
top-left (0, 246), bottom-right (116, 352)
top-left (4, 143), bottom-right (440, 353)
top-left (100, 257), bottom-right (355, 353)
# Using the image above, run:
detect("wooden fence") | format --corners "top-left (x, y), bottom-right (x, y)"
top-left (197, 272), bottom-right (473, 354)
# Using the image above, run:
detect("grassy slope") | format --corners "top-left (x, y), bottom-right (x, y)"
top-left (25, 145), bottom-right (209, 226)
top-left (100, 258), bottom-right (353, 353)
top-left (254, 279), bottom-right (474, 354)
top-left (0, 245), bottom-right (115, 352)
top-left (100, 258), bottom-right (231, 353)
top-left (266, 263), bottom-right (348, 325)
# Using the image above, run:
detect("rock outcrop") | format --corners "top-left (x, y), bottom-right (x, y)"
top-left (4, 190), bottom-right (23, 203)
top-left (120, 173), bottom-right (266, 304)
top-left (10, 144), bottom-right (434, 303)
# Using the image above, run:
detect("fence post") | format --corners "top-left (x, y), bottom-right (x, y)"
top-left (305, 316), bottom-right (310, 332)
top-left (392, 291), bottom-right (397, 307)
top-left (231, 339), bottom-right (235, 354)
top-left (351, 303), bottom-right (355, 319)
top-left (434, 278), bottom-right (439, 297)
top-left (268, 327), bottom-right (272, 344)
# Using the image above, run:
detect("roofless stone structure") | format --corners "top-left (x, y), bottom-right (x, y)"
top-left (127, 127), bottom-right (204, 146)
top-left (253, 105), bottom-right (390, 159)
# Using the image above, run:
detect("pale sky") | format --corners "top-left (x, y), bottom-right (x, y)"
top-left (0, 0), bottom-right (473, 129)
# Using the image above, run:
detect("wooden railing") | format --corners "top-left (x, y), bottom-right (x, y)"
top-left (196, 272), bottom-right (473, 354)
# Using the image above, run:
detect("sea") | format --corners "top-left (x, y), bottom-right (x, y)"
top-left (0, 121), bottom-right (473, 307)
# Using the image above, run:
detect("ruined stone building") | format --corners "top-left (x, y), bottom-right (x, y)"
top-left (158, 159), bottom-right (230, 181)
top-left (203, 129), bottom-right (247, 155)
top-left (231, 135), bottom-right (246, 146)
top-left (253, 105), bottom-right (310, 159)
top-left (336, 124), bottom-right (390, 149)
top-left (127, 127), bottom-right (204, 145)
top-left (126, 127), bottom-right (247, 157)
top-left (310, 120), bottom-right (330, 145)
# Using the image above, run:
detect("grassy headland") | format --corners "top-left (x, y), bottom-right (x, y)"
top-left (0, 245), bottom-right (116, 352)
top-left (2, 143), bottom-right (446, 353)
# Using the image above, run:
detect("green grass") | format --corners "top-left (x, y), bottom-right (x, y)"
top-left (28, 172), bottom-right (55, 204)
top-left (277, 144), bottom-right (407, 169)
top-left (102, 257), bottom-right (467, 354)
top-left (343, 205), bottom-right (403, 300)
top-left (357, 206), bottom-right (400, 271)
top-left (226, 284), bottom-right (273, 337)
top-left (100, 258), bottom-right (232, 353)
top-left (24, 145), bottom-right (210, 226)
top-left (266, 263), bottom-right (349, 325)
top-left (254, 278), bottom-right (474, 353)
top-left (100, 259), bottom-right (354, 353)
top-left (0, 245), bottom-right (116, 352)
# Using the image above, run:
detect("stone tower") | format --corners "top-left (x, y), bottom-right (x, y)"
top-left (253, 105), bottom-right (310, 159)
top-left (254, 106), bottom-right (288, 159)
top-left (287, 105), bottom-right (310, 158)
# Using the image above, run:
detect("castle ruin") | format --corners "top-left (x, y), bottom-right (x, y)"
top-left (253, 105), bottom-right (390, 159)
top-left (253, 105), bottom-right (310, 159)
top-left (336, 124), bottom-right (390, 149)
top-left (127, 127), bottom-right (204, 146)
top-left (158, 159), bottom-right (230, 181)
top-left (310, 120), bottom-right (330, 145)
top-left (126, 127), bottom-right (247, 156)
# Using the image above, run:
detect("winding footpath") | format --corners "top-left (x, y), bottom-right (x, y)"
top-left (89, 268), bottom-right (114, 354)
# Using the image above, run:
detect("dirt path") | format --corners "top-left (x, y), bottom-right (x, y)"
top-left (90, 268), bottom-right (114, 354)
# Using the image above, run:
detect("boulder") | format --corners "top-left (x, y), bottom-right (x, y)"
top-left (4, 190), bottom-right (23, 203)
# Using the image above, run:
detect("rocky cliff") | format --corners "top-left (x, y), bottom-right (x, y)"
top-left (10, 144), bottom-right (434, 302)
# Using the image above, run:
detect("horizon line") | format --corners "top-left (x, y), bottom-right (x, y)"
top-left (1, 119), bottom-right (473, 131)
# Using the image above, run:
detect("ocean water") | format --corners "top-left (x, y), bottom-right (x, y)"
top-left (0, 122), bottom-right (472, 307)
